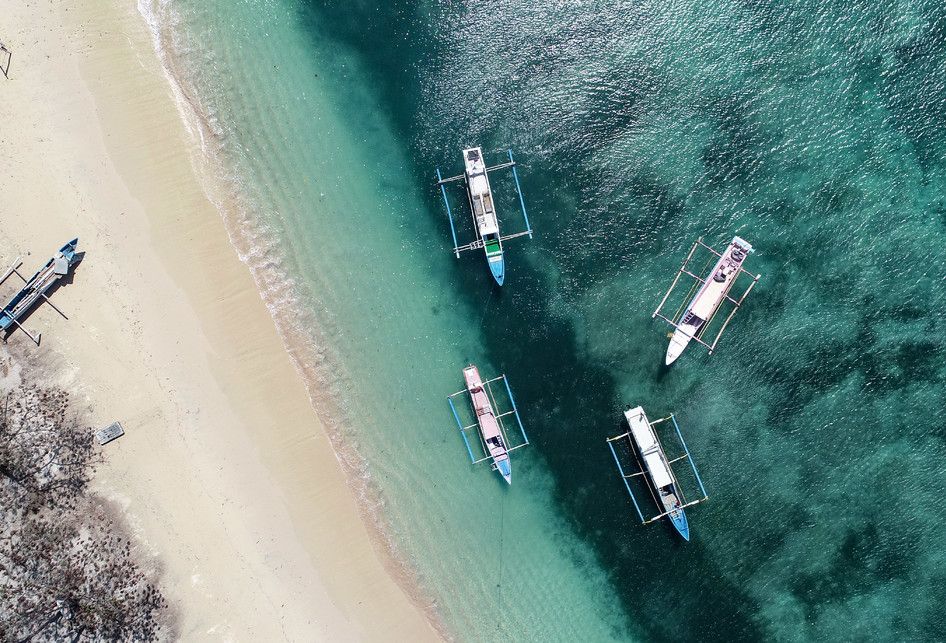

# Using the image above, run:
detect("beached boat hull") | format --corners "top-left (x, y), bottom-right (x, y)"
top-left (0, 238), bottom-right (80, 331)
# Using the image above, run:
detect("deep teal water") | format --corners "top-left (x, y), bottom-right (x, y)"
top-left (148, 0), bottom-right (946, 639)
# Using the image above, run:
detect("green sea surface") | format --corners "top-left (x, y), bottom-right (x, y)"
top-left (144, 0), bottom-right (946, 639)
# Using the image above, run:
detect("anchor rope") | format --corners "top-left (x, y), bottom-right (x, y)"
top-left (497, 490), bottom-right (506, 607)
top-left (480, 286), bottom-right (494, 327)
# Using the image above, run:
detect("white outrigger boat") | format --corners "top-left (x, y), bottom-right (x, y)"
top-left (447, 365), bottom-right (529, 484)
top-left (606, 406), bottom-right (707, 541)
top-left (653, 236), bottom-right (761, 365)
top-left (436, 148), bottom-right (533, 285)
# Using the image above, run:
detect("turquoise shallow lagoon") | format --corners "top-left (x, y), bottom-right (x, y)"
top-left (144, 0), bottom-right (945, 639)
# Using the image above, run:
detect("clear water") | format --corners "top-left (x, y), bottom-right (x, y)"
top-left (143, 0), bottom-right (946, 639)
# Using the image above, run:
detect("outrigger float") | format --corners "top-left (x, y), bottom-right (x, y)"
top-left (0, 239), bottom-right (81, 345)
top-left (436, 148), bottom-right (533, 285)
top-left (653, 236), bottom-right (761, 365)
top-left (447, 365), bottom-right (528, 484)
top-left (607, 406), bottom-right (707, 541)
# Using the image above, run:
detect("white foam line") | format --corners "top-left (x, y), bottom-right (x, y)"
top-left (133, 2), bottom-right (445, 631)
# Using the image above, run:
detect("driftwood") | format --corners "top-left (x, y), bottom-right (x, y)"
top-left (0, 42), bottom-right (10, 79)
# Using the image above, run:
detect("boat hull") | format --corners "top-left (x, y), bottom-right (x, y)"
top-left (487, 253), bottom-right (505, 285)
top-left (495, 457), bottom-right (512, 484)
top-left (624, 406), bottom-right (693, 541)
top-left (665, 236), bottom-right (752, 364)
top-left (669, 506), bottom-right (690, 541)
top-left (665, 329), bottom-right (692, 365)
top-left (463, 365), bottom-right (513, 484)
top-left (0, 238), bottom-right (80, 331)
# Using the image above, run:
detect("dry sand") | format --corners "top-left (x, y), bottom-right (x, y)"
top-left (0, 1), bottom-right (440, 640)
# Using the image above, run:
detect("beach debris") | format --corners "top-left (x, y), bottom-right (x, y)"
top-left (0, 238), bottom-right (82, 345)
top-left (653, 236), bottom-right (761, 365)
top-left (446, 365), bottom-right (528, 484)
top-left (436, 148), bottom-right (533, 286)
top-left (96, 421), bottom-right (125, 445)
top-left (606, 407), bottom-right (708, 541)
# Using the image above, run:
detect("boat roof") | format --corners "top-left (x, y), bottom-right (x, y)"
top-left (624, 406), bottom-right (657, 451)
top-left (469, 174), bottom-right (490, 197)
top-left (624, 406), bottom-right (673, 488)
top-left (687, 238), bottom-right (749, 319)
top-left (644, 452), bottom-right (673, 488)
top-left (464, 147), bottom-right (491, 198)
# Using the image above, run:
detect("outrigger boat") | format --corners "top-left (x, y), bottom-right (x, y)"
top-left (0, 239), bottom-right (81, 344)
top-left (446, 365), bottom-right (529, 484)
top-left (606, 406), bottom-right (707, 541)
top-left (436, 148), bottom-right (533, 285)
top-left (653, 236), bottom-right (761, 365)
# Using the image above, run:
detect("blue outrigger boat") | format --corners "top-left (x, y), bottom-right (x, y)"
top-left (436, 148), bottom-right (533, 285)
top-left (606, 406), bottom-right (708, 541)
top-left (0, 239), bottom-right (81, 344)
top-left (446, 365), bottom-right (529, 484)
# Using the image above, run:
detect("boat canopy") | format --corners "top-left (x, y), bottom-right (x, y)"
top-left (626, 407), bottom-right (657, 447)
top-left (465, 149), bottom-right (499, 235)
top-left (643, 452), bottom-right (673, 488)
top-left (472, 194), bottom-right (499, 235)
top-left (469, 173), bottom-right (489, 197)
top-left (628, 415), bottom-right (657, 451)
top-left (626, 406), bottom-right (673, 488)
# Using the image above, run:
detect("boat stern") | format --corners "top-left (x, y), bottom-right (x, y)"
top-left (487, 253), bottom-right (505, 286)
top-left (665, 329), bottom-right (691, 365)
top-left (496, 457), bottom-right (512, 484)
top-left (670, 509), bottom-right (690, 541)
top-left (462, 364), bottom-right (482, 391)
top-left (731, 236), bottom-right (753, 255)
top-left (59, 238), bottom-right (79, 261)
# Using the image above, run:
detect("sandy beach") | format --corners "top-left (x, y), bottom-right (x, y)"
top-left (0, 1), bottom-right (439, 640)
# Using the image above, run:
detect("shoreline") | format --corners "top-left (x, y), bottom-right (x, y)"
top-left (134, 0), bottom-right (449, 633)
top-left (0, 1), bottom-right (441, 640)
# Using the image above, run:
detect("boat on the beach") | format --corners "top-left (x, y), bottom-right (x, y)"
top-left (653, 236), bottom-right (761, 365)
top-left (0, 239), bottom-right (81, 343)
top-left (606, 406), bottom-right (707, 541)
top-left (436, 148), bottom-right (533, 285)
top-left (447, 364), bottom-right (529, 484)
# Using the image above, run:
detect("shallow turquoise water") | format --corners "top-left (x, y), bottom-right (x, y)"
top-left (147, 0), bottom-right (946, 639)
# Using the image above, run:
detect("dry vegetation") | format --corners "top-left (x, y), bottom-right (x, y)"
top-left (0, 382), bottom-right (169, 641)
